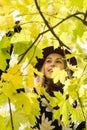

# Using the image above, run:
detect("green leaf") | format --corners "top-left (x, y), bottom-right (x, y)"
top-left (0, 48), bottom-right (10, 71)
top-left (0, 116), bottom-right (6, 130)
top-left (24, 127), bottom-right (33, 130)
top-left (14, 41), bottom-right (43, 65)
top-left (60, 100), bottom-right (72, 125)
top-left (11, 29), bottom-right (31, 43)
top-left (0, 36), bottom-right (10, 49)
top-left (73, 20), bottom-right (86, 38)
top-left (69, 0), bottom-right (84, 10)
top-left (13, 110), bottom-right (30, 130)
top-left (26, 44), bottom-right (43, 65)
top-left (13, 41), bottom-right (30, 55)
top-left (71, 107), bottom-right (85, 122)
top-left (0, 92), bottom-right (8, 106)
top-left (2, 116), bottom-right (12, 130)
top-left (53, 109), bottom-right (60, 120)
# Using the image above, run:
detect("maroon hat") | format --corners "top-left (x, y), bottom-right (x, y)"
top-left (35, 46), bottom-right (77, 71)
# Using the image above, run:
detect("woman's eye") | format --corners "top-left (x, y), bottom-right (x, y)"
top-left (56, 60), bottom-right (62, 63)
top-left (46, 59), bottom-right (51, 63)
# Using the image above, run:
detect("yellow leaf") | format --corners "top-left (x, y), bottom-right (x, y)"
top-left (14, 93), bottom-right (32, 113)
top-left (51, 67), bottom-right (67, 84)
top-left (26, 64), bottom-right (34, 88)
top-left (0, 14), bottom-right (14, 30)
top-left (29, 23), bottom-right (41, 38)
top-left (1, 64), bottom-right (24, 90)
top-left (79, 86), bottom-right (85, 97)
top-left (73, 69), bottom-right (83, 78)
top-left (60, 69), bottom-right (67, 84)
top-left (2, 82), bottom-right (16, 98)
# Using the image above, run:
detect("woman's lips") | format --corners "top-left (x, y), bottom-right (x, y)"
top-left (48, 68), bottom-right (53, 73)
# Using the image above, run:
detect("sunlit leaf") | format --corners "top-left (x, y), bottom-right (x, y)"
top-left (0, 49), bottom-right (10, 71)
top-left (51, 67), bottom-right (67, 84)
top-left (0, 14), bottom-right (15, 31)
top-left (0, 0), bottom-right (87, 129)
top-left (0, 36), bottom-right (10, 49)
top-left (26, 64), bottom-right (34, 89)
top-left (0, 116), bottom-right (6, 130)
top-left (69, 0), bottom-right (84, 10)
top-left (73, 69), bottom-right (83, 78)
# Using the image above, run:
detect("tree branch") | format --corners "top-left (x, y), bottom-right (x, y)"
top-left (34, 0), bottom-right (70, 50)
top-left (18, 33), bottom-right (41, 64)
top-left (18, 7), bottom-right (87, 64)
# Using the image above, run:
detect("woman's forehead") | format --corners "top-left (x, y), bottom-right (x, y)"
top-left (46, 53), bottom-right (63, 59)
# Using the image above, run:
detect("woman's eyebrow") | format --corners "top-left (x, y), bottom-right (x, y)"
top-left (46, 57), bottom-right (64, 60)
top-left (56, 58), bottom-right (64, 60)
top-left (46, 57), bottom-right (52, 59)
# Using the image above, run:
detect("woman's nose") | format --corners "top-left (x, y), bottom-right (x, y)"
top-left (50, 62), bottom-right (55, 67)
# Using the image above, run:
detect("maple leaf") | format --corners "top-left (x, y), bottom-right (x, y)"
top-left (51, 67), bottom-right (67, 84)
top-left (39, 114), bottom-right (55, 130)
top-left (26, 64), bottom-right (34, 89)
top-left (0, 48), bottom-right (10, 71)
top-left (1, 64), bottom-right (24, 94)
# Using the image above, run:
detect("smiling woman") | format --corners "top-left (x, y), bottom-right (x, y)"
top-left (42, 53), bottom-right (65, 78)
top-left (35, 46), bottom-right (77, 95)
top-left (33, 46), bottom-right (79, 130)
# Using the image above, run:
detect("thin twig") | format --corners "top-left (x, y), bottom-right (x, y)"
top-left (8, 97), bottom-right (14, 130)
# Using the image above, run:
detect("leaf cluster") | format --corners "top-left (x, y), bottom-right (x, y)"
top-left (0, 0), bottom-right (87, 129)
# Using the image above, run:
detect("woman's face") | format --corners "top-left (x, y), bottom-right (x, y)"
top-left (42, 53), bottom-right (65, 78)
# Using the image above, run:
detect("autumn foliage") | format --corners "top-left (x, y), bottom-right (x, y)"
top-left (0, 0), bottom-right (87, 130)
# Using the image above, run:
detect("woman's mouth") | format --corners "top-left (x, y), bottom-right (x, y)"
top-left (48, 69), bottom-right (53, 73)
